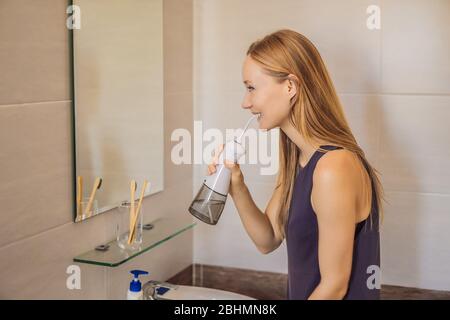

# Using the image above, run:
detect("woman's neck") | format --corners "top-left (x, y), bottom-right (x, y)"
top-left (280, 119), bottom-right (329, 167)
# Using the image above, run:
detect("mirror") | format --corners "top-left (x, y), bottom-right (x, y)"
top-left (72, 0), bottom-right (164, 222)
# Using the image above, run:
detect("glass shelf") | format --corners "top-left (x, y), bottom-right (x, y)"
top-left (73, 217), bottom-right (196, 267)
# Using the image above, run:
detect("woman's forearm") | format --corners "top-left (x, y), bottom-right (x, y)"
top-left (230, 182), bottom-right (278, 253)
top-left (308, 281), bottom-right (348, 300)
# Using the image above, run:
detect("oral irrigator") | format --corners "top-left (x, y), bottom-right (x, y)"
top-left (188, 114), bottom-right (259, 225)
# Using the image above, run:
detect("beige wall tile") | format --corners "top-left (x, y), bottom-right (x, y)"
top-left (194, 0), bottom-right (381, 96)
top-left (0, 101), bottom-right (73, 247)
top-left (339, 94), bottom-right (381, 168)
top-left (0, 213), bottom-right (111, 299)
top-left (164, 0), bottom-right (193, 95)
top-left (381, 191), bottom-right (450, 291)
top-left (381, 0), bottom-right (450, 94)
top-left (0, 0), bottom-right (71, 105)
top-left (379, 95), bottom-right (450, 193)
top-left (165, 92), bottom-right (193, 187)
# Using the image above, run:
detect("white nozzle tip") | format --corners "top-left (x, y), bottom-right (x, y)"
top-left (235, 114), bottom-right (260, 144)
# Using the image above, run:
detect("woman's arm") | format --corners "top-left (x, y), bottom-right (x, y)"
top-left (228, 172), bottom-right (284, 254)
top-left (207, 145), bottom-right (283, 254)
top-left (308, 150), bottom-right (358, 300)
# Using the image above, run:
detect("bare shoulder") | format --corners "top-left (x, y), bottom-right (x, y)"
top-left (315, 148), bottom-right (360, 179)
top-left (311, 148), bottom-right (360, 219)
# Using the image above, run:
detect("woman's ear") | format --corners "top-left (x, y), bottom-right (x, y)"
top-left (287, 74), bottom-right (299, 101)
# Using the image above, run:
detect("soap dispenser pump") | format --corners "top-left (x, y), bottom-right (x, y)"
top-left (127, 270), bottom-right (149, 300)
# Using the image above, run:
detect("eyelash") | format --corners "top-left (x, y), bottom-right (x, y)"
top-left (246, 86), bottom-right (255, 92)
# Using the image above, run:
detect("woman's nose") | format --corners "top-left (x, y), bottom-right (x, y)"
top-left (241, 97), bottom-right (252, 110)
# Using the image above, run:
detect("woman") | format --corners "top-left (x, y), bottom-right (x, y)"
top-left (208, 29), bottom-right (384, 300)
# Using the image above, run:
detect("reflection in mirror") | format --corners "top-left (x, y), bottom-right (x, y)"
top-left (72, 0), bottom-right (164, 222)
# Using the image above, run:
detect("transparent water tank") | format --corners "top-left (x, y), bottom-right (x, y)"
top-left (188, 183), bottom-right (227, 225)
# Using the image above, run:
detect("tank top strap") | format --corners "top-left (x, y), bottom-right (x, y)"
top-left (317, 144), bottom-right (343, 153)
top-left (300, 145), bottom-right (343, 171)
top-left (355, 155), bottom-right (380, 232)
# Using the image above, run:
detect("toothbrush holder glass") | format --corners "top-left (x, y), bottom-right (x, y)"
top-left (76, 197), bottom-right (99, 222)
top-left (116, 200), bottom-right (143, 251)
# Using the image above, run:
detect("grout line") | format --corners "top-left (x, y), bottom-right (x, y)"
top-left (0, 219), bottom-right (76, 251)
top-left (376, 92), bottom-right (450, 97)
top-left (200, 263), bottom-right (203, 287)
top-left (0, 100), bottom-right (72, 108)
top-left (384, 190), bottom-right (450, 197)
top-left (338, 92), bottom-right (450, 97)
top-left (380, 0), bottom-right (383, 95)
top-left (201, 91), bottom-right (450, 97)
top-left (376, 84), bottom-right (382, 171)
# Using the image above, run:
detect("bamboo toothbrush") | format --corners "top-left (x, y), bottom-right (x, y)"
top-left (77, 176), bottom-right (83, 220)
top-left (84, 177), bottom-right (102, 218)
top-left (129, 180), bottom-right (137, 239)
top-left (128, 180), bottom-right (149, 244)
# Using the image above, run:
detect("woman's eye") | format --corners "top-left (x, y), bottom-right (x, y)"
top-left (247, 86), bottom-right (255, 92)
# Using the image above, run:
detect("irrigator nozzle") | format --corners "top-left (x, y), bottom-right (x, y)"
top-left (235, 114), bottom-right (259, 144)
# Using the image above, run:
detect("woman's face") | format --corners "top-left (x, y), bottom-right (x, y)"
top-left (241, 55), bottom-right (296, 130)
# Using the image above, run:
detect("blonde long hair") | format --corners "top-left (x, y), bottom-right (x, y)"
top-left (247, 29), bottom-right (384, 238)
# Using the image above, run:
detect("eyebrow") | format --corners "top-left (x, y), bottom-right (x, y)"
top-left (243, 80), bottom-right (252, 85)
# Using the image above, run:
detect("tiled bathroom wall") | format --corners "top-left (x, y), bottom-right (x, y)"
top-left (193, 0), bottom-right (450, 291)
top-left (0, 0), bottom-right (194, 299)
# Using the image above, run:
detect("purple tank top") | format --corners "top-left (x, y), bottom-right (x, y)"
top-left (286, 145), bottom-right (380, 300)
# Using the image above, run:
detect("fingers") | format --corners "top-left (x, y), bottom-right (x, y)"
top-left (207, 144), bottom-right (225, 175)
top-left (224, 160), bottom-right (243, 184)
top-left (207, 158), bottom-right (241, 178)
top-left (212, 144), bottom-right (224, 164)
top-left (224, 159), bottom-right (240, 171)
top-left (207, 163), bottom-right (216, 175)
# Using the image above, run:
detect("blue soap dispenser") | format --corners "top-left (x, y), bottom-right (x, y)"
top-left (127, 270), bottom-right (149, 300)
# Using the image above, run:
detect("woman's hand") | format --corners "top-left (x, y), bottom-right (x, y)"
top-left (207, 144), bottom-right (245, 197)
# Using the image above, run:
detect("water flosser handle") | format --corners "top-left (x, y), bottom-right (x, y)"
top-left (221, 140), bottom-right (246, 163)
top-left (204, 140), bottom-right (245, 195)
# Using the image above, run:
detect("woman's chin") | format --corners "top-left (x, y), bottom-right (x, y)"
top-left (257, 118), bottom-right (264, 129)
top-left (257, 118), bottom-right (275, 130)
